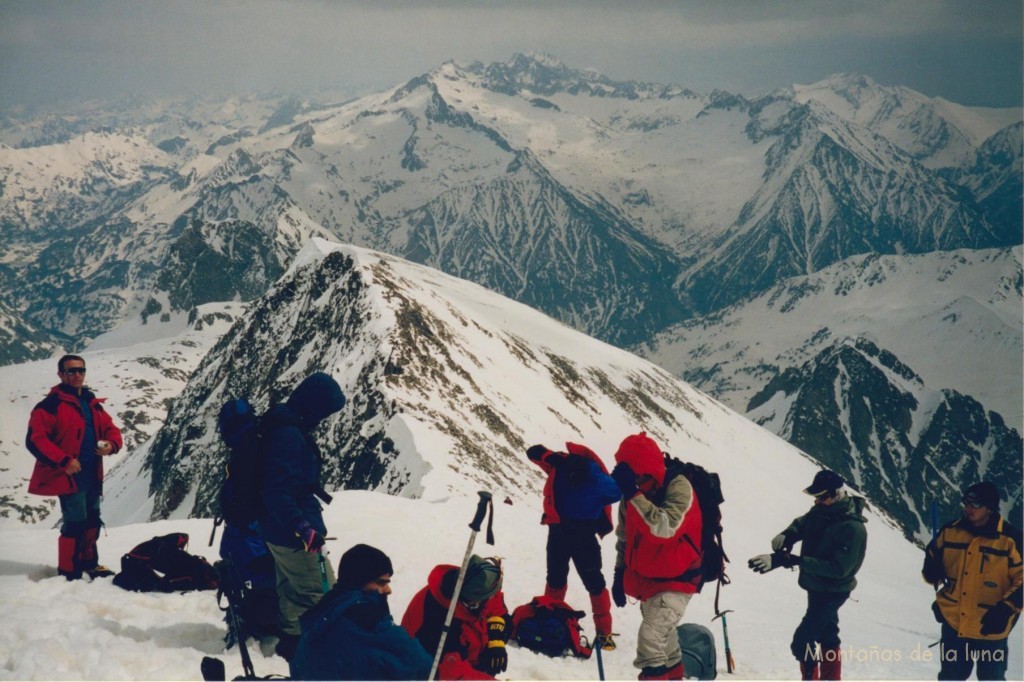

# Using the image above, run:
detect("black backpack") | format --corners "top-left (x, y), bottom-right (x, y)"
top-left (216, 398), bottom-right (266, 528)
top-left (664, 455), bottom-right (729, 593)
top-left (113, 533), bottom-right (219, 593)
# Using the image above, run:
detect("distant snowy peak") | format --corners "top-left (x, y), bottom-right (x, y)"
top-left (143, 238), bottom-right (713, 520)
top-left (747, 336), bottom-right (1022, 542)
top-left (461, 52), bottom-right (695, 100)
top-left (794, 72), bottom-right (1022, 168)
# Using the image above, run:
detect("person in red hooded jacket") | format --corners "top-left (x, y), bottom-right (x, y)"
top-left (610, 432), bottom-right (702, 681)
top-left (526, 442), bottom-right (621, 650)
top-left (26, 355), bottom-right (123, 580)
top-left (402, 555), bottom-right (511, 680)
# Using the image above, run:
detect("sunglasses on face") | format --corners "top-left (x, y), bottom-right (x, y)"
top-left (62, 367), bottom-right (87, 375)
top-left (963, 499), bottom-right (986, 509)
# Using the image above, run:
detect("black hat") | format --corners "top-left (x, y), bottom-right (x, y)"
top-left (337, 544), bottom-right (393, 591)
top-left (963, 482), bottom-right (1000, 511)
top-left (804, 469), bottom-right (845, 497)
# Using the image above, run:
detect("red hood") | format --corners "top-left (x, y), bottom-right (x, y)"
top-left (614, 432), bottom-right (665, 487)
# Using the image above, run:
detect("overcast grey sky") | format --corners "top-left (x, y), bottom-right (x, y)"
top-left (1, 0), bottom-right (1021, 113)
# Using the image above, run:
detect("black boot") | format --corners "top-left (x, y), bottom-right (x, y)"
top-left (275, 633), bottom-right (300, 661)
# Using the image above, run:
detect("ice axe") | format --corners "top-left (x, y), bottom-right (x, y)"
top-left (428, 491), bottom-right (495, 681)
top-left (712, 609), bottom-right (736, 674)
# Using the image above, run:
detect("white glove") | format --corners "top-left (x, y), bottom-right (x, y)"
top-left (771, 534), bottom-right (789, 551)
top-left (748, 554), bottom-right (777, 574)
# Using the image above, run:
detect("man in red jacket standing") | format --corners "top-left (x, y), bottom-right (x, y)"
top-left (27, 355), bottom-right (123, 580)
top-left (611, 432), bottom-right (702, 681)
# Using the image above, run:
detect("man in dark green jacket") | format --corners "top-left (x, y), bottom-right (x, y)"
top-left (748, 470), bottom-right (868, 681)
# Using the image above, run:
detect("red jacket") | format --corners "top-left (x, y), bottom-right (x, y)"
top-left (401, 564), bottom-right (509, 680)
top-left (614, 433), bottom-right (702, 599)
top-left (531, 442), bottom-right (614, 535)
top-left (27, 384), bottom-right (123, 496)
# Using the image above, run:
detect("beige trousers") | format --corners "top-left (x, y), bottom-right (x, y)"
top-left (634, 591), bottom-right (692, 670)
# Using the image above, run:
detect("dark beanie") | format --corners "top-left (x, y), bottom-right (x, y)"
top-left (963, 482), bottom-right (1000, 511)
top-left (337, 544), bottom-right (393, 591)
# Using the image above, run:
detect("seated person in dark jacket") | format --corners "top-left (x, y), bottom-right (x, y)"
top-left (291, 543), bottom-right (431, 681)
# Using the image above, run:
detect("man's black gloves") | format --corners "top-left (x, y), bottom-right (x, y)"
top-left (612, 566), bottom-right (626, 607)
top-left (921, 550), bottom-right (945, 585)
top-left (980, 601), bottom-right (1014, 635)
top-left (526, 445), bottom-right (549, 462)
top-left (611, 462), bottom-right (639, 499)
top-left (480, 616), bottom-right (509, 674)
top-left (748, 551), bottom-right (800, 574)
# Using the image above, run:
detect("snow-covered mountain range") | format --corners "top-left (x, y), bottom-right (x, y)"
top-left (0, 238), bottom-right (1018, 679)
top-left (1, 53), bottom-right (1020, 543)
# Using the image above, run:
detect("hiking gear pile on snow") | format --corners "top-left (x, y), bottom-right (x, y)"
top-left (511, 595), bottom-right (594, 659)
top-left (113, 533), bottom-right (219, 593)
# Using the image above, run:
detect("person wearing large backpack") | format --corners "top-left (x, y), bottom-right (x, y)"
top-left (260, 371), bottom-right (346, 660)
top-left (610, 432), bottom-right (703, 681)
top-left (26, 354), bottom-right (123, 581)
top-left (526, 442), bottom-right (620, 650)
top-left (748, 469), bottom-right (867, 681)
top-left (402, 556), bottom-right (511, 680)
top-left (290, 543), bottom-right (432, 681)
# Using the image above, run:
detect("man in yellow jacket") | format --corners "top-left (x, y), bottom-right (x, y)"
top-left (923, 482), bottom-right (1022, 681)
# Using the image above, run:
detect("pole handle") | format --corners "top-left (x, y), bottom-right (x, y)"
top-left (469, 491), bottom-right (492, 531)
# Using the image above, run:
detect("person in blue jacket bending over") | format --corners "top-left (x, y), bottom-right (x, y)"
top-left (291, 543), bottom-right (431, 681)
top-left (527, 442), bottom-right (621, 650)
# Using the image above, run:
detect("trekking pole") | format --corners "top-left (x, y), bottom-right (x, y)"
top-left (596, 639), bottom-right (605, 681)
top-left (428, 491), bottom-right (494, 681)
top-left (713, 609), bottom-right (735, 674)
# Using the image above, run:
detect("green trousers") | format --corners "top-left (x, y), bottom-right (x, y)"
top-left (266, 541), bottom-right (336, 636)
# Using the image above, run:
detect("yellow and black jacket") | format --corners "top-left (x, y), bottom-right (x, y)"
top-left (923, 514), bottom-right (1023, 640)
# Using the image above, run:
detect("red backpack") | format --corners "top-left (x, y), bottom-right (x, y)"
top-left (510, 595), bottom-right (592, 659)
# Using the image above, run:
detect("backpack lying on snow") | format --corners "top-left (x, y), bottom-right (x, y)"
top-left (510, 596), bottom-right (592, 659)
top-left (113, 532), bottom-right (219, 593)
top-left (676, 623), bottom-right (717, 680)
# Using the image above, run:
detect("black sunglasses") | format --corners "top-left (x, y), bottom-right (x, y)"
top-left (62, 367), bottom-right (87, 375)
top-left (962, 498), bottom-right (985, 509)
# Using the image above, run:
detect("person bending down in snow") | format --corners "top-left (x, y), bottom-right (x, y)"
top-left (402, 555), bottom-right (510, 680)
top-left (526, 442), bottom-right (620, 650)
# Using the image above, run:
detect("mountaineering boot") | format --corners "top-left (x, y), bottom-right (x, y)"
top-left (819, 648), bottom-right (841, 680)
top-left (77, 526), bottom-right (100, 572)
top-left (594, 632), bottom-right (617, 651)
top-left (544, 583), bottom-right (567, 601)
top-left (590, 589), bottom-right (613, 647)
top-left (58, 534), bottom-right (81, 581)
top-left (800, 660), bottom-right (820, 680)
top-left (87, 565), bottom-right (115, 579)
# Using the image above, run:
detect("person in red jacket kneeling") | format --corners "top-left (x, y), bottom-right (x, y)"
top-left (402, 555), bottom-right (511, 680)
top-left (611, 432), bottom-right (703, 681)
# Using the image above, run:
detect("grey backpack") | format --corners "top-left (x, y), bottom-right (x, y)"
top-left (677, 623), bottom-right (717, 680)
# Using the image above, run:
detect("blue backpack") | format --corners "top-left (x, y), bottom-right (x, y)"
top-left (511, 596), bottom-right (592, 659)
top-left (216, 398), bottom-right (265, 528)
